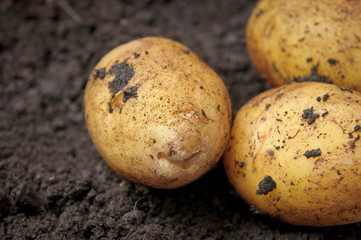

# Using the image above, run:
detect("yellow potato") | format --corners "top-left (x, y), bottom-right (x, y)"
top-left (246, 0), bottom-right (361, 91)
top-left (223, 82), bottom-right (361, 226)
top-left (84, 37), bottom-right (232, 189)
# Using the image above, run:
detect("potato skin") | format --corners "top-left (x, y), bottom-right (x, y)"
top-left (223, 82), bottom-right (361, 226)
top-left (84, 37), bottom-right (232, 189)
top-left (246, 0), bottom-right (361, 91)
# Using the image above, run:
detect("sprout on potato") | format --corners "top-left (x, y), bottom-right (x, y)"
top-left (223, 82), bottom-right (361, 226)
top-left (84, 37), bottom-right (232, 189)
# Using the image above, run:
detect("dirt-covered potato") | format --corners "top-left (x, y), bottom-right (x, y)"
top-left (246, 0), bottom-right (361, 91)
top-left (223, 82), bottom-right (361, 226)
top-left (84, 37), bottom-right (232, 189)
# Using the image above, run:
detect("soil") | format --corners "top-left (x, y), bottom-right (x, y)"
top-left (1, 0), bottom-right (360, 239)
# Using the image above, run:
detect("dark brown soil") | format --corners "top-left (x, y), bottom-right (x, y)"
top-left (1, 0), bottom-right (360, 239)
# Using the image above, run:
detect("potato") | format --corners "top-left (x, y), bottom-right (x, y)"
top-left (223, 82), bottom-right (361, 226)
top-left (246, 0), bottom-right (361, 92)
top-left (84, 37), bottom-right (232, 189)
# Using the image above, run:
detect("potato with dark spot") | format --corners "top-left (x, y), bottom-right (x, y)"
top-left (223, 82), bottom-right (361, 226)
top-left (84, 37), bottom-right (232, 189)
top-left (246, 0), bottom-right (361, 91)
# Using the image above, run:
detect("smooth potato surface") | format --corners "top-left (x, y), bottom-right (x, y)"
top-left (84, 37), bottom-right (232, 189)
top-left (246, 0), bottom-right (361, 91)
top-left (224, 82), bottom-right (361, 226)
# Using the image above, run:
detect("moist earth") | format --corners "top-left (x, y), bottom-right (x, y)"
top-left (1, 0), bottom-right (360, 239)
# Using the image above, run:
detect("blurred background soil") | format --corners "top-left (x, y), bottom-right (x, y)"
top-left (0, 0), bottom-right (360, 239)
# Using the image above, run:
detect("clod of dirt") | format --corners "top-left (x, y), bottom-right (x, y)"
top-left (304, 148), bottom-right (321, 158)
top-left (108, 60), bottom-right (135, 98)
top-left (256, 175), bottom-right (276, 195)
top-left (302, 107), bottom-right (320, 125)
